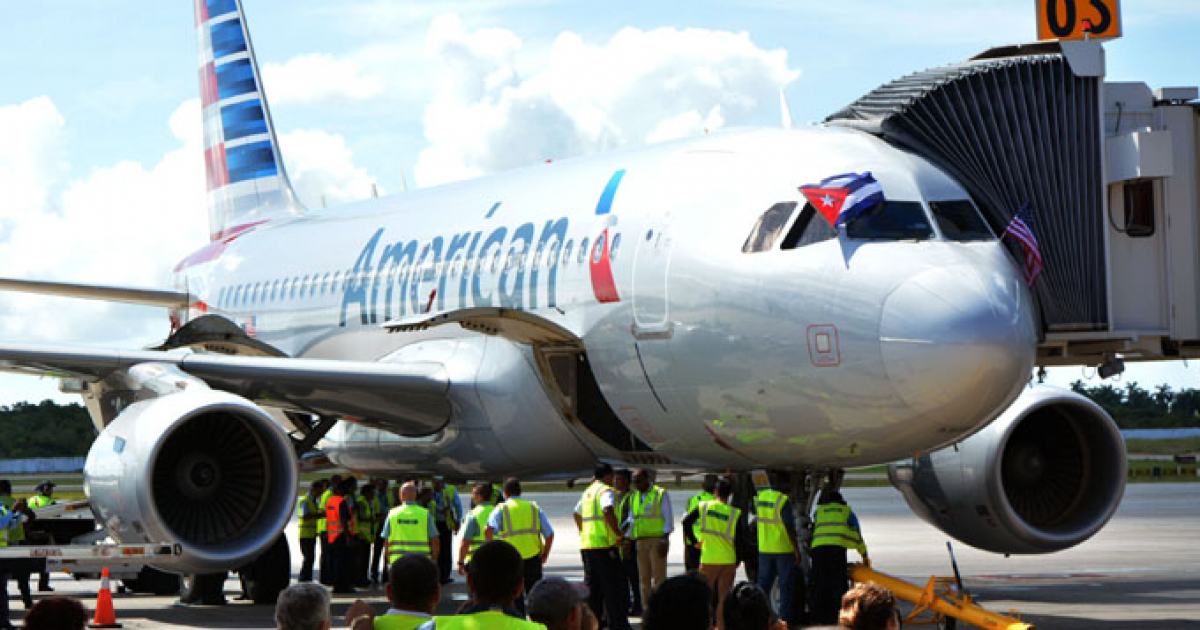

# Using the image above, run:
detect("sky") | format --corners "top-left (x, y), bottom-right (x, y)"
top-left (0, 0), bottom-right (1198, 405)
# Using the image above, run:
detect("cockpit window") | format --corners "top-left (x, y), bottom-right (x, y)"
top-left (845, 201), bottom-right (934, 241)
top-left (781, 203), bottom-right (837, 249)
top-left (930, 200), bottom-right (994, 241)
top-left (742, 202), bottom-right (798, 253)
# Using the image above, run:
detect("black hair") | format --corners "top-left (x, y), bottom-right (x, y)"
top-left (388, 555), bottom-right (440, 611)
top-left (723, 581), bottom-right (776, 630)
top-left (715, 477), bottom-right (733, 499)
top-left (468, 540), bottom-right (524, 605)
top-left (503, 477), bottom-right (521, 497)
top-left (702, 474), bottom-right (718, 493)
top-left (22, 596), bottom-right (88, 630)
top-left (594, 463), bottom-right (614, 480)
top-left (474, 482), bottom-right (493, 502)
top-left (614, 469), bottom-right (631, 480)
top-left (0, 480), bottom-right (10, 494)
top-left (643, 573), bottom-right (711, 630)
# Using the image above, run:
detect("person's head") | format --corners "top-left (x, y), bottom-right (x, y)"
top-left (472, 482), bottom-right (492, 506)
top-left (723, 581), bottom-right (776, 630)
top-left (37, 481), bottom-right (55, 496)
top-left (503, 477), bottom-right (522, 498)
top-left (417, 487), bottom-right (434, 506)
top-left (839, 582), bottom-right (899, 630)
top-left (360, 483), bottom-right (375, 499)
top-left (330, 474), bottom-right (343, 487)
top-left (22, 596), bottom-right (88, 630)
top-left (467, 540), bottom-right (524, 607)
top-left (432, 477), bottom-right (445, 491)
top-left (767, 470), bottom-right (788, 491)
top-left (386, 554), bottom-right (441, 614)
top-left (715, 477), bottom-right (733, 501)
top-left (702, 474), bottom-right (719, 494)
top-left (633, 469), bottom-right (651, 493)
top-left (594, 463), bottom-right (614, 483)
top-left (400, 481), bottom-right (418, 503)
top-left (527, 576), bottom-right (588, 630)
top-left (308, 480), bottom-right (325, 497)
top-left (344, 476), bottom-right (358, 494)
top-left (275, 582), bottom-right (332, 630)
top-left (614, 469), bottom-right (631, 492)
top-left (0, 480), bottom-right (10, 495)
top-left (643, 573), bottom-right (711, 630)
top-left (819, 489), bottom-right (846, 505)
top-left (374, 478), bottom-right (388, 491)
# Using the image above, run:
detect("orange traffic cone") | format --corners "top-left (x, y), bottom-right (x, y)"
top-left (89, 567), bottom-right (122, 628)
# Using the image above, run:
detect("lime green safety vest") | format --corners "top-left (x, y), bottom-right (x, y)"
top-left (496, 497), bottom-right (542, 560)
top-left (371, 493), bottom-right (385, 538)
top-left (297, 494), bottom-right (319, 539)
top-left (755, 489), bottom-right (794, 554)
top-left (579, 480), bottom-right (617, 549)
top-left (687, 491), bottom-right (715, 541)
top-left (439, 485), bottom-right (460, 527)
top-left (433, 610), bottom-right (546, 630)
top-left (697, 500), bottom-right (740, 565)
top-left (29, 495), bottom-right (53, 509)
top-left (811, 503), bottom-right (865, 555)
top-left (386, 504), bottom-right (432, 564)
top-left (317, 488), bottom-right (334, 534)
top-left (0, 496), bottom-right (22, 544)
top-left (463, 503), bottom-right (496, 563)
top-left (356, 495), bottom-right (376, 542)
top-left (373, 612), bottom-right (430, 630)
top-left (0, 503), bottom-right (10, 547)
top-left (631, 486), bottom-right (666, 539)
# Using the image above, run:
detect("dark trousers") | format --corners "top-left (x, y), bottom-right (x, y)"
top-left (620, 543), bottom-right (641, 612)
top-left (328, 535), bottom-right (354, 593)
top-left (684, 544), bottom-right (701, 572)
top-left (319, 535), bottom-right (332, 585)
top-left (758, 553), bottom-right (797, 623)
top-left (513, 555), bottom-right (544, 616)
top-left (810, 545), bottom-right (848, 625)
top-left (0, 570), bottom-right (10, 629)
top-left (582, 547), bottom-right (631, 630)
top-left (354, 537), bottom-right (371, 586)
top-left (298, 536), bottom-right (316, 582)
top-left (435, 521), bottom-right (452, 581)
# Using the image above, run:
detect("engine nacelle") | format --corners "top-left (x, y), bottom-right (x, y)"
top-left (888, 387), bottom-right (1126, 554)
top-left (84, 388), bottom-right (298, 573)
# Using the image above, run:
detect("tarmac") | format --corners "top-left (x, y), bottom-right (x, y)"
top-left (7, 482), bottom-right (1198, 629)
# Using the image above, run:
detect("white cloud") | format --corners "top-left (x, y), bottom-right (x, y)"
top-left (281, 129), bottom-right (379, 208)
top-left (262, 53), bottom-right (385, 104)
top-left (0, 97), bottom-right (66, 227)
top-left (413, 15), bottom-right (800, 187)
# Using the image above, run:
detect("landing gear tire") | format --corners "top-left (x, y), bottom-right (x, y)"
top-left (181, 572), bottom-right (228, 605)
top-left (122, 566), bottom-right (182, 596)
top-left (239, 535), bottom-right (291, 605)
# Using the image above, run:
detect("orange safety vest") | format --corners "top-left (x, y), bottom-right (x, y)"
top-left (326, 495), bottom-right (356, 542)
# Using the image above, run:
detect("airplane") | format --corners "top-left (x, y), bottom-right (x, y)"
top-left (0, 0), bottom-right (1126, 603)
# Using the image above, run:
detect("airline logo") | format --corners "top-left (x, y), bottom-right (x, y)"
top-left (589, 170), bottom-right (624, 304)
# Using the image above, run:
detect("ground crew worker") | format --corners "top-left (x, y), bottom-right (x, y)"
top-left (420, 540), bottom-right (544, 630)
top-left (684, 474), bottom-right (718, 571)
top-left (0, 496), bottom-right (30, 630)
top-left (573, 463), bottom-right (630, 630)
top-left (319, 474), bottom-right (342, 586)
top-left (326, 478), bottom-right (359, 594)
top-left (430, 478), bottom-right (461, 584)
top-left (626, 469), bottom-right (672, 609)
top-left (0, 480), bottom-right (34, 609)
top-left (28, 481), bottom-right (56, 592)
top-left (754, 473), bottom-right (802, 626)
top-left (456, 483), bottom-right (497, 575)
top-left (355, 483), bottom-right (377, 587)
top-left (809, 490), bottom-right (868, 625)
top-left (381, 482), bottom-right (440, 568)
top-left (681, 477), bottom-right (743, 630)
top-left (347, 554), bottom-right (442, 630)
top-left (612, 469), bottom-right (641, 616)
top-left (486, 477), bottom-right (555, 615)
top-left (370, 478), bottom-right (391, 584)
top-left (297, 480), bottom-right (326, 582)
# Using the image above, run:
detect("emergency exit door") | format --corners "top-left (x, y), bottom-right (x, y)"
top-left (632, 223), bottom-right (672, 338)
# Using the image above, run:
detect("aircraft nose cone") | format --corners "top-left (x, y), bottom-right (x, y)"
top-left (880, 265), bottom-right (1035, 421)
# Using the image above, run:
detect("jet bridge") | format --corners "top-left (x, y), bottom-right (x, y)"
top-left (828, 40), bottom-right (1200, 368)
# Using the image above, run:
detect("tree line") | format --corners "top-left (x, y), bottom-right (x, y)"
top-left (1070, 381), bottom-right (1200, 429)
top-left (0, 400), bottom-right (94, 458)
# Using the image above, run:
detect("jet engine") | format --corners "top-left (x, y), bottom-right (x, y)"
top-left (888, 387), bottom-right (1126, 554)
top-left (84, 382), bottom-right (298, 574)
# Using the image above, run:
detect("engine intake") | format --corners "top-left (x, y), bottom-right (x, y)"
top-left (85, 389), bottom-right (297, 573)
top-left (888, 387), bottom-right (1126, 554)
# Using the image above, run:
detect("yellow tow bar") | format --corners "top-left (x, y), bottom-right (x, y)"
top-left (850, 563), bottom-right (1032, 630)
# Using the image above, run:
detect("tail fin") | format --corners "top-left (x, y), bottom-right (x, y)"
top-left (194, 0), bottom-right (303, 241)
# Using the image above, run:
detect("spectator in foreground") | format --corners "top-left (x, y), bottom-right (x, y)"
top-left (21, 596), bottom-right (88, 630)
top-left (839, 582), bottom-right (900, 630)
top-left (347, 554), bottom-right (441, 630)
top-left (641, 573), bottom-right (711, 630)
top-left (722, 581), bottom-right (784, 630)
top-left (527, 576), bottom-right (594, 630)
top-left (275, 582), bottom-right (331, 630)
top-left (419, 540), bottom-right (543, 629)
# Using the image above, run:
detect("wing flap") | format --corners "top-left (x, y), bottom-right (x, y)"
top-left (0, 278), bottom-right (191, 308)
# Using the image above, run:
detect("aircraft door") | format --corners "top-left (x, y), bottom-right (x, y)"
top-left (632, 223), bottom-right (673, 338)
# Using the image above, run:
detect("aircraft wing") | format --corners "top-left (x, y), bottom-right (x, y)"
top-left (0, 343), bottom-right (451, 435)
top-left (0, 277), bottom-right (192, 307)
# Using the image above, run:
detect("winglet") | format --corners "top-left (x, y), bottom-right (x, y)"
top-left (779, 87), bottom-right (794, 130)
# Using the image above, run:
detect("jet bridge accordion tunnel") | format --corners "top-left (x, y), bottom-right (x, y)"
top-left (827, 41), bottom-right (1105, 334)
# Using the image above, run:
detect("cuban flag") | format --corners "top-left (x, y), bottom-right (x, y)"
top-left (799, 172), bottom-right (885, 227)
top-left (1004, 202), bottom-right (1043, 287)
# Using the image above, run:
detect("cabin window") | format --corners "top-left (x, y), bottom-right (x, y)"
top-left (743, 202), bottom-right (798, 252)
top-left (930, 200), bottom-right (993, 241)
top-left (845, 200), bottom-right (934, 241)
top-left (592, 232), bottom-right (606, 263)
top-left (578, 238), bottom-right (589, 264)
top-left (780, 203), bottom-right (837, 249)
top-left (1122, 180), bottom-right (1155, 237)
top-left (563, 240), bottom-right (574, 266)
top-left (609, 233), bottom-right (622, 261)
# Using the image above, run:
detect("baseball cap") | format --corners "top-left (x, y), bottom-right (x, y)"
top-left (527, 577), bottom-right (588, 625)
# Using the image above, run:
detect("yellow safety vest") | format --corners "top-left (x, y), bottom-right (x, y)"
top-left (697, 500), bottom-right (740, 565)
top-left (579, 480), bottom-right (617, 549)
top-left (373, 612), bottom-right (430, 630)
top-left (29, 495), bottom-right (53, 509)
top-left (371, 494), bottom-right (385, 538)
top-left (464, 503), bottom-right (496, 563)
top-left (439, 485), bottom-right (460, 527)
top-left (631, 486), bottom-right (666, 539)
top-left (317, 488), bottom-right (334, 534)
top-left (297, 494), bottom-right (319, 539)
top-left (755, 489), bottom-right (794, 554)
top-left (386, 504), bottom-right (432, 564)
top-left (0, 495), bottom-right (22, 544)
top-left (0, 503), bottom-right (10, 547)
top-left (433, 610), bottom-right (546, 630)
top-left (356, 495), bottom-right (376, 542)
top-left (687, 491), bottom-right (715, 541)
top-left (811, 503), bottom-right (865, 555)
top-left (496, 497), bottom-right (543, 560)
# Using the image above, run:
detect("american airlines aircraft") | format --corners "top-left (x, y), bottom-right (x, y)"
top-left (0, 0), bottom-right (1126, 600)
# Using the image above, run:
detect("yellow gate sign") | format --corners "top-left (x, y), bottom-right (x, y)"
top-left (1036, 0), bottom-right (1122, 41)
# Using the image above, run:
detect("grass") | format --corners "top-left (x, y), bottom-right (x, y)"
top-left (1125, 436), bottom-right (1200, 456)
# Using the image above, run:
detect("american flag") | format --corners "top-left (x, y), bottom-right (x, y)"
top-left (1004, 203), bottom-right (1043, 287)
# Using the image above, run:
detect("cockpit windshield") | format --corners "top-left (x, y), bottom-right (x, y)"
top-left (845, 201), bottom-right (934, 241)
top-left (930, 199), bottom-right (995, 241)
